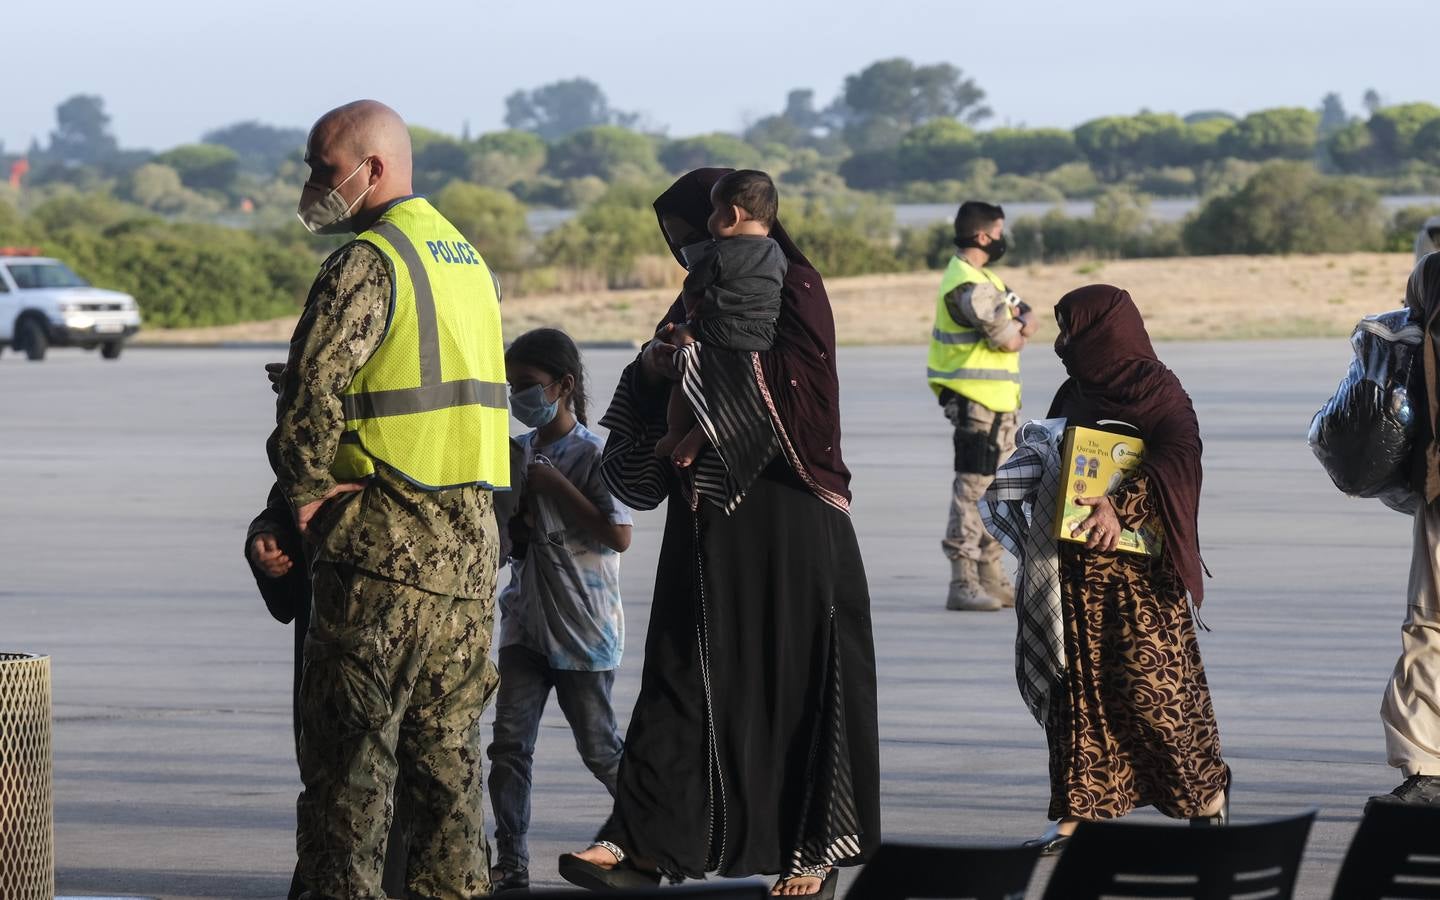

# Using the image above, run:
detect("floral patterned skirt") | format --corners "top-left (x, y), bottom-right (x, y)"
top-left (1048, 544), bottom-right (1228, 820)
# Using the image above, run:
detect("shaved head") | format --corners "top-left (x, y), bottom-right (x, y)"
top-left (301, 100), bottom-right (414, 232)
top-left (310, 100), bottom-right (412, 170)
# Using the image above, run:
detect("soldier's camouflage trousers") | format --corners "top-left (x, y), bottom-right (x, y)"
top-left (942, 396), bottom-right (1018, 563)
top-left (297, 561), bottom-right (499, 900)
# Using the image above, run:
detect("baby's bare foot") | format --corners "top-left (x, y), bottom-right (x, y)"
top-left (671, 428), bottom-right (709, 468)
top-left (655, 430), bottom-right (684, 460)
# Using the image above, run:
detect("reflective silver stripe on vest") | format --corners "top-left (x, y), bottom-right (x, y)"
top-left (931, 327), bottom-right (982, 345)
top-left (926, 366), bottom-right (1021, 383)
top-left (343, 379), bottom-right (508, 420)
top-left (370, 220), bottom-right (442, 386)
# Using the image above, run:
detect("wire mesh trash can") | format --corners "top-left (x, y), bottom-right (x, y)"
top-left (0, 652), bottom-right (53, 899)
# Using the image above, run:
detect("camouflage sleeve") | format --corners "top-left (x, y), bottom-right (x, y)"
top-left (944, 281), bottom-right (1023, 350)
top-left (272, 242), bottom-right (392, 510)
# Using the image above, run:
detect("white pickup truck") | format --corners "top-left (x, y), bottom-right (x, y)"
top-left (0, 249), bottom-right (142, 360)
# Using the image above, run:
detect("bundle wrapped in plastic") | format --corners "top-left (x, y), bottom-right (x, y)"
top-left (1308, 309), bottom-right (1421, 514)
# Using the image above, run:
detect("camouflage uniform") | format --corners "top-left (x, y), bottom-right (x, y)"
top-left (939, 279), bottom-right (1022, 565)
top-left (943, 397), bottom-right (1018, 564)
top-left (273, 241), bottom-right (500, 900)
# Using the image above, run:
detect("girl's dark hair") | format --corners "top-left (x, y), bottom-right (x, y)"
top-left (505, 327), bottom-right (589, 425)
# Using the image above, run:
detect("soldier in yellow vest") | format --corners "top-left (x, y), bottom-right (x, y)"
top-left (272, 100), bottom-right (508, 898)
top-left (928, 201), bottom-right (1038, 611)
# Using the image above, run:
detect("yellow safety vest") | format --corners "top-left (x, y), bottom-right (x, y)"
top-left (330, 197), bottom-right (510, 490)
top-left (926, 255), bottom-right (1022, 412)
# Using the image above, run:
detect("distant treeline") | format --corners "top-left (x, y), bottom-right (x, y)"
top-left (0, 64), bottom-right (1435, 328)
top-left (5, 63), bottom-right (1438, 223)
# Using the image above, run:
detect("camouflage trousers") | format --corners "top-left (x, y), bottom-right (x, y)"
top-left (297, 562), bottom-right (499, 900)
top-left (941, 396), bottom-right (1018, 563)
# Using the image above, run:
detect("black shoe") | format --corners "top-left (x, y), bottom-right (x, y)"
top-left (490, 866), bottom-right (530, 893)
top-left (1025, 823), bottom-right (1071, 858)
top-left (1368, 774), bottom-right (1440, 808)
top-left (1191, 769), bottom-right (1232, 827)
top-left (558, 853), bottom-right (662, 891)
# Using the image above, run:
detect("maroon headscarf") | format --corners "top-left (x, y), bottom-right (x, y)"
top-left (1046, 285), bottom-right (1209, 605)
top-left (652, 169), bottom-right (852, 507)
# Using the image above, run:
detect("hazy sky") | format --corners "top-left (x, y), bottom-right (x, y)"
top-left (2, 0), bottom-right (1428, 153)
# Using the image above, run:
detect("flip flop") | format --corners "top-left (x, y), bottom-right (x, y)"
top-left (772, 868), bottom-right (838, 899)
top-left (557, 852), bottom-right (662, 891)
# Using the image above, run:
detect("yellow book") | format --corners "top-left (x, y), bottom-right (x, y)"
top-left (1055, 425), bottom-right (1163, 556)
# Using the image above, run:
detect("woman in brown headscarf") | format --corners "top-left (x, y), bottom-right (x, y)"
top-left (1027, 285), bottom-right (1230, 854)
top-left (557, 169), bottom-right (880, 897)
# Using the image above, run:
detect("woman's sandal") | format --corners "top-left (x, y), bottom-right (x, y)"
top-left (772, 866), bottom-right (838, 898)
top-left (1023, 821), bottom-right (1073, 856)
top-left (557, 841), bottom-right (662, 891)
top-left (1189, 768), bottom-right (1233, 827)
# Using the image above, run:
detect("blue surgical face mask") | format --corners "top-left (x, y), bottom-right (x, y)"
top-left (510, 382), bottom-right (559, 428)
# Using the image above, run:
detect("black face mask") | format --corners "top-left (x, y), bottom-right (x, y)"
top-left (984, 236), bottom-right (1007, 263)
top-left (957, 233), bottom-right (1007, 264)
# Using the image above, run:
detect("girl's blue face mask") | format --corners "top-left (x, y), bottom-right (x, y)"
top-left (509, 382), bottom-right (559, 428)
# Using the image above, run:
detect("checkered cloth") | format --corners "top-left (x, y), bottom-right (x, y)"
top-left (980, 418), bottom-right (1068, 727)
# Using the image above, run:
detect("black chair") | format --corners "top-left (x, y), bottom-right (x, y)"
top-left (844, 842), bottom-right (1042, 899)
top-left (1330, 802), bottom-right (1440, 899)
top-left (523, 882), bottom-right (768, 899)
top-left (1040, 811), bottom-right (1316, 900)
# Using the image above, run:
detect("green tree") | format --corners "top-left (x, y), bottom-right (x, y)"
top-left (1185, 117), bottom-right (1235, 163)
top-left (431, 182), bottom-right (529, 273)
top-left (1368, 103), bottom-right (1440, 167)
top-left (469, 130), bottom-right (548, 188)
top-left (1073, 113), bottom-right (1195, 180)
top-left (202, 121), bottom-right (306, 173)
top-left (836, 148), bottom-right (901, 190)
top-left (1183, 161), bottom-right (1383, 254)
top-left (782, 192), bottom-right (902, 277)
top-left (1327, 120), bottom-right (1375, 172)
top-left (545, 126), bottom-right (661, 181)
top-left (408, 127), bottom-right (470, 193)
top-left (28, 191), bottom-right (141, 233)
top-left (154, 144), bottom-right (241, 193)
top-left (1004, 188), bottom-right (1182, 263)
top-left (47, 94), bottom-right (118, 166)
top-left (1415, 118), bottom-right (1440, 168)
top-left (978, 128), bottom-right (1082, 175)
top-left (122, 163), bottom-right (223, 217)
top-left (832, 58), bottom-right (989, 151)
top-left (1184, 110), bottom-right (1236, 125)
top-left (1386, 205), bottom-right (1440, 252)
top-left (894, 119), bottom-right (980, 182)
top-left (1318, 92), bottom-right (1350, 137)
top-left (505, 78), bottom-right (638, 142)
top-left (659, 134), bottom-right (762, 173)
top-left (0, 195), bottom-right (35, 244)
top-left (1218, 108), bottom-right (1320, 161)
top-left (538, 201), bottom-right (667, 287)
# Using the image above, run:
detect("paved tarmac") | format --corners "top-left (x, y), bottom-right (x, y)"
top-left (0, 338), bottom-right (1412, 899)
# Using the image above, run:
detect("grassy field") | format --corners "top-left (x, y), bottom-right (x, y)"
top-left (136, 252), bottom-right (1419, 347)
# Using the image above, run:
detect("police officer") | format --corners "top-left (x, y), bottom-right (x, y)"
top-left (246, 438), bottom-right (409, 900)
top-left (273, 99), bottom-right (508, 898)
top-left (927, 201), bottom-right (1037, 611)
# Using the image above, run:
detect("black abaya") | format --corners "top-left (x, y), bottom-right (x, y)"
top-left (598, 455), bottom-right (879, 878)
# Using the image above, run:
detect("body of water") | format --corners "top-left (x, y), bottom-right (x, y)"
top-left (525, 195), bottom-right (1440, 236)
